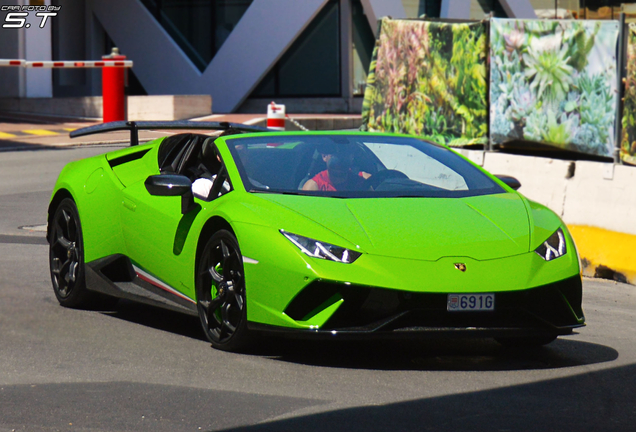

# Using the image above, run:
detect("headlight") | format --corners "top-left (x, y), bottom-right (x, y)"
top-left (535, 228), bottom-right (567, 261)
top-left (281, 231), bottom-right (361, 263)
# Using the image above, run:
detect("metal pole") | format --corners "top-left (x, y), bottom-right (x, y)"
top-left (340, 0), bottom-right (353, 112)
top-left (487, 17), bottom-right (493, 152)
top-left (615, 12), bottom-right (626, 164)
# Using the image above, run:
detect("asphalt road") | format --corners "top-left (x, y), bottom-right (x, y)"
top-left (1, 145), bottom-right (635, 431)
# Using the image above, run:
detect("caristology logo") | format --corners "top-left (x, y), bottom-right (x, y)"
top-left (1, 5), bottom-right (61, 29)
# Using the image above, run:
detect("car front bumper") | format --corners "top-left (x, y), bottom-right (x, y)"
top-left (247, 274), bottom-right (584, 338)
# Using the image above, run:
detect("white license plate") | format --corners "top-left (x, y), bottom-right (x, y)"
top-left (447, 294), bottom-right (495, 312)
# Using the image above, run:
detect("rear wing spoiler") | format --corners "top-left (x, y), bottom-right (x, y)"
top-left (69, 121), bottom-right (272, 146)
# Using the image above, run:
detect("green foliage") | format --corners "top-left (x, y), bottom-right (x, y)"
top-left (491, 19), bottom-right (618, 157)
top-left (621, 25), bottom-right (636, 164)
top-left (542, 111), bottom-right (578, 145)
top-left (523, 45), bottom-right (575, 107)
top-left (360, 18), bottom-right (488, 146)
top-left (508, 83), bottom-right (536, 123)
top-left (523, 109), bottom-right (547, 142)
top-left (565, 23), bottom-right (600, 72)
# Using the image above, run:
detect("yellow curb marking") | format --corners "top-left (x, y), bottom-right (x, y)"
top-left (22, 129), bottom-right (59, 136)
top-left (567, 224), bottom-right (636, 284)
top-left (0, 131), bottom-right (17, 139)
top-left (63, 128), bottom-right (76, 131)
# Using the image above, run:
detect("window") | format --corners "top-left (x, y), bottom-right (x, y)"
top-left (140, 0), bottom-right (253, 71)
top-left (251, 0), bottom-right (341, 97)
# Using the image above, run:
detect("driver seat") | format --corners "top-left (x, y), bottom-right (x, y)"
top-left (297, 150), bottom-right (325, 189)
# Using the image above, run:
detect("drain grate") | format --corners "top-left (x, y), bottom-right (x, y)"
top-left (18, 224), bottom-right (48, 232)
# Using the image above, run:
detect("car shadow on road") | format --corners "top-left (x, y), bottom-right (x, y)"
top-left (216, 362), bottom-right (636, 432)
top-left (101, 299), bottom-right (207, 342)
top-left (98, 300), bottom-right (617, 372)
top-left (252, 336), bottom-right (618, 372)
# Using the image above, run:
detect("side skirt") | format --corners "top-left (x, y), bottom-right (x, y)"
top-left (85, 254), bottom-right (198, 316)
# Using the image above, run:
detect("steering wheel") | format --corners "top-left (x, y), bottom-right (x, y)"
top-left (365, 169), bottom-right (409, 190)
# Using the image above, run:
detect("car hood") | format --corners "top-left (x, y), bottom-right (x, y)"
top-left (256, 193), bottom-right (531, 261)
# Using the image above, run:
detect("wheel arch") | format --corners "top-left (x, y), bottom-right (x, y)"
top-left (47, 188), bottom-right (75, 242)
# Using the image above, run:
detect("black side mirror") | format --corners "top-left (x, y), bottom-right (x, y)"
top-left (145, 174), bottom-right (195, 214)
top-left (495, 175), bottom-right (521, 191)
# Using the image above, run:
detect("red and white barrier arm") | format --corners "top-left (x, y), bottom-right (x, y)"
top-left (25, 60), bottom-right (133, 68)
top-left (0, 59), bottom-right (25, 67)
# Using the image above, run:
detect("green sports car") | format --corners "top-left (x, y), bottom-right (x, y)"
top-left (48, 121), bottom-right (584, 351)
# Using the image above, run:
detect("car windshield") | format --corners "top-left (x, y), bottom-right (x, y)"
top-left (226, 134), bottom-right (504, 198)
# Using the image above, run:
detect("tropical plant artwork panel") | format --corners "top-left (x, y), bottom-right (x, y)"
top-left (490, 18), bottom-right (619, 157)
top-left (361, 18), bottom-right (488, 147)
top-left (621, 23), bottom-right (636, 165)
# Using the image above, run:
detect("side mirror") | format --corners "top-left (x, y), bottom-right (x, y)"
top-left (145, 174), bottom-right (195, 214)
top-left (495, 175), bottom-right (521, 191)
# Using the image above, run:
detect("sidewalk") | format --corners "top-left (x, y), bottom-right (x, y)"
top-left (0, 112), bottom-right (100, 149)
top-left (0, 112), bottom-right (362, 149)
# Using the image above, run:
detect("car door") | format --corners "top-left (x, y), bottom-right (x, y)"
top-left (118, 140), bottom-right (229, 299)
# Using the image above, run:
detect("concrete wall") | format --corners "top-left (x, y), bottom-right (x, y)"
top-left (0, 0), bottom-right (54, 98)
top-left (127, 95), bottom-right (212, 121)
top-left (563, 162), bottom-right (636, 235)
top-left (250, 116), bottom-right (362, 131)
top-left (24, 0), bottom-right (53, 98)
top-left (0, 95), bottom-right (211, 120)
top-left (0, 0), bottom-right (25, 98)
top-left (238, 97), bottom-right (363, 114)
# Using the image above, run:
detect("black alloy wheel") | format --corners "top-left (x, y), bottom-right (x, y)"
top-left (49, 198), bottom-right (93, 307)
top-left (196, 230), bottom-right (250, 351)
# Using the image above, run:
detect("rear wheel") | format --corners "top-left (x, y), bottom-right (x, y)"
top-left (196, 230), bottom-right (250, 351)
top-left (495, 335), bottom-right (557, 348)
top-left (49, 198), bottom-right (94, 308)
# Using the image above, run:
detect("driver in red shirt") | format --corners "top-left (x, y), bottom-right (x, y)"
top-left (302, 152), bottom-right (370, 191)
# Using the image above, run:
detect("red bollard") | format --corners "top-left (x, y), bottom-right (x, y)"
top-left (102, 47), bottom-right (127, 123)
top-left (267, 101), bottom-right (286, 130)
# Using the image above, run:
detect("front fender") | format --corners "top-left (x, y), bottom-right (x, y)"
top-left (49, 155), bottom-right (127, 262)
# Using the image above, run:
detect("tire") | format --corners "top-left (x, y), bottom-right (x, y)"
top-left (196, 229), bottom-right (251, 351)
top-left (495, 335), bottom-right (557, 348)
top-left (49, 198), bottom-right (95, 308)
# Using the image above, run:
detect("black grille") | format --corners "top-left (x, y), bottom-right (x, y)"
top-left (283, 275), bottom-right (584, 332)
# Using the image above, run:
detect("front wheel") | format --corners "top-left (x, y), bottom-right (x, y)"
top-left (196, 230), bottom-right (251, 351)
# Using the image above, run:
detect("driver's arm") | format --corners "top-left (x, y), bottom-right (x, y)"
top-left (302, 179), bottom-right (319, 191)
top-left (192, 177), bottom-right (214, 199)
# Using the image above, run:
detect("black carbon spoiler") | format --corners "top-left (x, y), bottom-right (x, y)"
top-left (70, 121), bottom-right (272, 146)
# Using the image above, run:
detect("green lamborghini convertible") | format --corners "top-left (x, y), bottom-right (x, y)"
top-left (48, 121), bottom-right (584, 351)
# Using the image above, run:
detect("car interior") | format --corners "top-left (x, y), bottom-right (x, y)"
top-left (234, 141), bottom-right (384, 191)
top-left (157, 133), bottom-right (229, 200)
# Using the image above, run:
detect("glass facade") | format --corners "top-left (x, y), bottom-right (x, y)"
top-left (140, 0), bottom-right (253, 71)
top-left (127, 0), bottom-right (635, 103)
top-left (251, 0), bottom-right (342, 97)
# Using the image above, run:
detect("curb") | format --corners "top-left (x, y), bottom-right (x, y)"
top-left (568, 225), bottom-right (636, 285)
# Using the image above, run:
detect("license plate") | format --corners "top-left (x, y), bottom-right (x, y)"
top-left (447, 294), bottom-right (495, 312)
